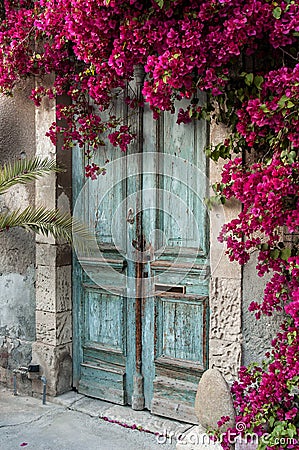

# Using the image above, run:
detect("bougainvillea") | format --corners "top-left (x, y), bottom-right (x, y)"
top-left (0, 0), bottom-right (298, 448)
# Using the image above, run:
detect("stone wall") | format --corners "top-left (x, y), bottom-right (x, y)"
top-left (208, 123), bottom-right (282, 378)
top-left (0, 81), bottom-right (73, 397)
top-left (31, 84), bottom-right (73, 397)
top-left (242, 256), bottom-right (284, 366)
top-left (208, 122), bottom-right (242, 383)
top-left (0, 81), bottom-right (36, 393)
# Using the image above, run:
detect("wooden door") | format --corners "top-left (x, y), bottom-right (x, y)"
top-left (72, 78), bottom-right (209, 423)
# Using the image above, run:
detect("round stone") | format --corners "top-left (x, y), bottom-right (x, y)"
top-left (194, 368), bottom-right (236, 431)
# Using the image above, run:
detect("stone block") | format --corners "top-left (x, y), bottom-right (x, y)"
top-left (209, 339), bottom-right (242, 381)
top-left (210, 122), bottom-right (229, 151)
top-left (35, 79), bottom-right (56, 160)
top-left (209, 200), bottom-right (242, 280)
top-left (36, 265), bottom-right (71, 313)
top-left (36, 243), bottom-right (71, 267)
top-left (31, 341), bottom-right (72, 396)
top-left (36, 243), bottom-right (57, 266)
top-left (36, 311), bottom-right (72, 346)
top-left (195, 369), bottom-right (235, 432)
top-left (36, 265), bottom-right (56, 311)
top-left (36, 311), bottom-right (56, 345)
top-left (56, 266), bottom-right (72, 312)
top-left (210, 277), bottom-right (242, 341)
top-left (36, 232), bottom-right (56, 245)
top-left (35, 173), bottom-right (56, 210)
top-left (209, 144), bottom-right (242, 281)
top-left (35, 83), bottom-right (57, 248)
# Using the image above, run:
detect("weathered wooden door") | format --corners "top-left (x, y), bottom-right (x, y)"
top-left (73, 75), bottom-right (209, 423)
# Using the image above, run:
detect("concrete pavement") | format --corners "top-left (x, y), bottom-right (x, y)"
top-left (0, 388), bottom-right (193, 450)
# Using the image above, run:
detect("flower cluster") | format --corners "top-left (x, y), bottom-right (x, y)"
top-left (222, 315), bottom-right (299, 450)
top-left (0, 0), bottom-right (298, 169)
top-left (218, 155), bottom-right (299, 264)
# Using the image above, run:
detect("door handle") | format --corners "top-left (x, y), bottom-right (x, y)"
top-left (126, 208), bottom-right (135, 224)
top-left (121, 259), bottom-right (128, 273)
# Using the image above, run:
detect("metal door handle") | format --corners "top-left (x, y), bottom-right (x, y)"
top-left (126, 208), bottom-right (135, 224)
top-left (121, 259), bottom-right (127, 273)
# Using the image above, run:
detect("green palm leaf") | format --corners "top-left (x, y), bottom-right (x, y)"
top-left (0, 206), bottom-right (91, 245)
top-left (0, 157), bottom-right (63, 194)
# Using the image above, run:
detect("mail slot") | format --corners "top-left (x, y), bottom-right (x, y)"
top-left (154, 284), bottom-right (186, 294)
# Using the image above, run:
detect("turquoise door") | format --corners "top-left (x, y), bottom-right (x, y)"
top-left (73, 80), bottom-right (209, 423)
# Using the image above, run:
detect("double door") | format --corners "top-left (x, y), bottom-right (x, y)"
top-left (73, 81), bottom-right (209, 423)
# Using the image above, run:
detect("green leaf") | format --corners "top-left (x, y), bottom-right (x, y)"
top-left (287, 424), bottom-right (297, 437)
top-left (280, 247), bottom-right (291, 261)
top-left (268, 416), bottom-right (275, 427)
top-left (0, 205), bottom-right (91, 246)
top-left (289, 150), bottom-right (297, 163)
top-left (0, 157), bottom-right (63, 195)
top-left (155, 0), bottom-right (164, 7)
top-left (270, 248), bottom-right (280, 259)
top-left (245, 73), bottom-right (254, 86)
top-left (277, 95), bottom-right (289, 108)
top-left (273, 6), bottom-right (282, 19)
top-left (236, 88), bottom-right (245, 101)
top-left (260, 104), bottom-right (270, 113)
top-left (254, 75), bottom-right (264, 90)
top-left (287, 330), bottom-right (297, 345)
top-left (162, 71), bottom-right (170, 83)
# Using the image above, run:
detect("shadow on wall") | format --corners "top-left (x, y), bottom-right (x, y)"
top-left (0, 80), bottom-right (37, 393)
top-left (242, 254), bottom-right (286, 366)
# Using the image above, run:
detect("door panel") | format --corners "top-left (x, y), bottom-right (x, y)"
top-left (156, 295), bottom-right (206, 363)
top-left (141, 99), bottom-right (209, 422)
top-left (73, 81), bottom-right (209, 422)
top-left (79, 287), bottom-right (127, 403)
top-left (150, 291), bottom-right (208, 422)
top-left (84, 289), bottom-right (126, 351)
top-left (72, 89), bottom-right (131, 405)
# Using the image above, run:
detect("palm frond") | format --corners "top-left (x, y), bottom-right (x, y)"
top-left (0, 157), bottom-right (64, 195)
top-left (0, 206), bottom-right (91, 245)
